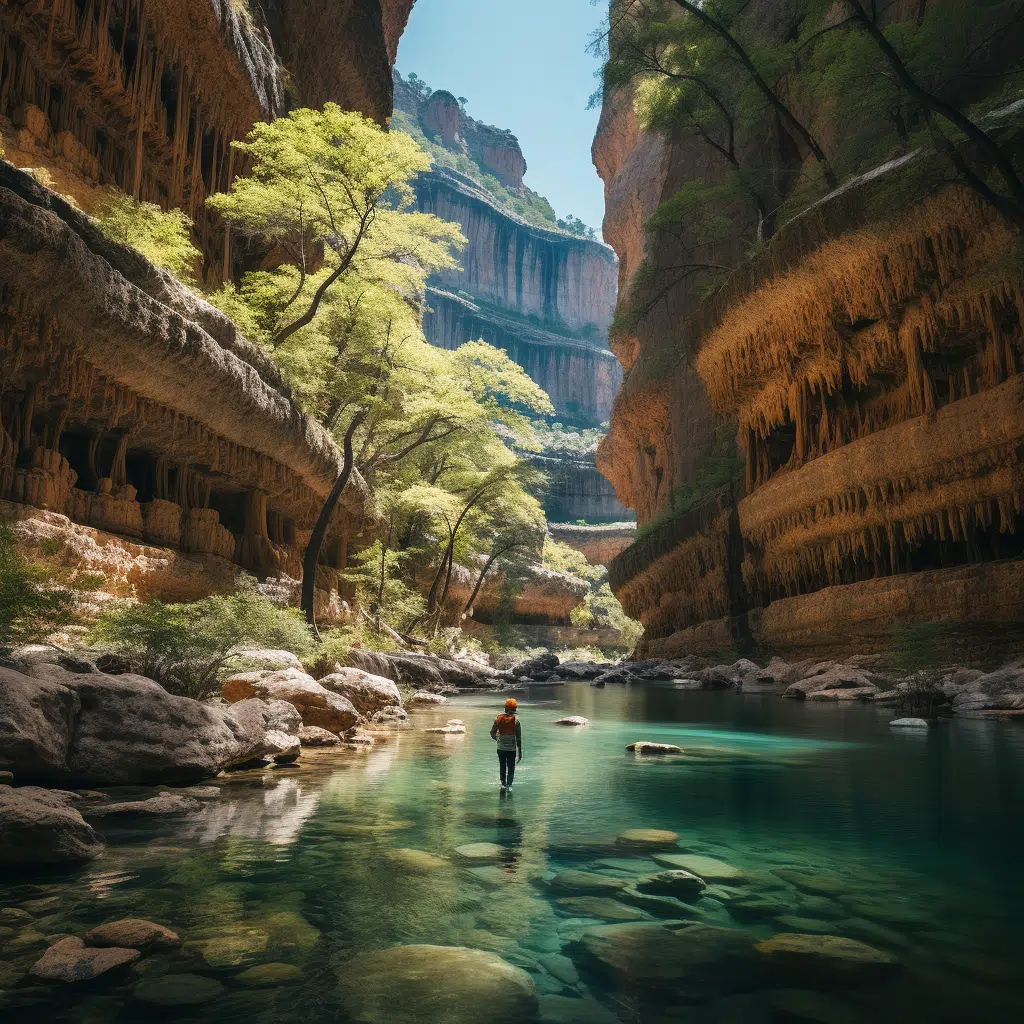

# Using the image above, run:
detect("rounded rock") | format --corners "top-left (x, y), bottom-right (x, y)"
top-left (554, 716), bottom-right (590, 727)
top-left (454, 842), bottom-right (505, 862)
top-left (889, 718), bottom-right (930, 728)
top-left (754, 933), bottom-right (902, 983)
top-left (616, 829), bottom-right (679, 850)
top-left (85, 918), bottom-right (180, 952)
top-left (336, 944), bottom-right (537, 1024)
top-left (30, 936), bottom-right (141, 983)
top-left (234, 962), bottom-right (304, 987)
top-left (626, 742), bottom-right (682, 755)
top-left (133, 973), bottom-right (225, 1006)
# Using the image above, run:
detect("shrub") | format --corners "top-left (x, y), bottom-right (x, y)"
top-left (0, 521), bottom-right (77, 647)
top-left (90, 575), bottom-right (313, 700)
top-left (95, 188), bottom-right (201, 282)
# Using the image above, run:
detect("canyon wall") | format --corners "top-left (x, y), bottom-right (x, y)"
top-left (394, 75), bottom-right (621, 425)
top-left (0, 0), bottom-right (410, 612)
top-left (596, 0), bottom-right (1024, 654)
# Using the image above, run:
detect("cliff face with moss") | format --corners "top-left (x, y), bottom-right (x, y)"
top-left (393, 73), bottom-right (622, 424)
top-left (596, 0), bottom-right (1024, 655)
top-left (0, 0), bottom-right (409, 614)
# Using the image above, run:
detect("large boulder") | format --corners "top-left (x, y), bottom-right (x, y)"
top-left (336, 944), bottom-right (538, 1024)
top-left (0, 666), bottom-right (295, 785)
top-left (514, 653), bottom-right (559, 680)
top-left (697, 659), bottom-right (762, 690)
top-left (949, 661), bottom-right (1024, 716)
top-left (0, 787), bottom-right (104, 865)
top-left (318, 668), bottom-right (402, 715)
top-left (784, 664), bottom-right (878, 700)
top-left (347, 648), bottom-right (511, 690)
top-left (222, 668), bottom-right (361, 733)
top-left (555, 661), bottom-right (608, 680)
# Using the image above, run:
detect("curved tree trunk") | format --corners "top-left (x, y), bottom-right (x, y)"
top-left (300, 411), bottom-right (365, 634)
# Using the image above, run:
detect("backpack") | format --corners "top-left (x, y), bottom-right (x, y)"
top-left (494, 713), bottom-right (518, 751)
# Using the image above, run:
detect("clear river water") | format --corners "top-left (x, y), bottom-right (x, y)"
top-left (1, 683), bottom-right (1022, 1023)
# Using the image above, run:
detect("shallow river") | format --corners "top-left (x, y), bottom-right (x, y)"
top-left (2, 683), bottom-right (1023, 1023)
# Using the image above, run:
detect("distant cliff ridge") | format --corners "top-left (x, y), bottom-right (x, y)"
top-left (392, 71), bottom-right (620, 425)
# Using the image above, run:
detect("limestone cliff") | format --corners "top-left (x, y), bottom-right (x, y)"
top-left (596, 0), bottom-right (1024, 654)
top-left (393, 72), bottom-right (621, 424)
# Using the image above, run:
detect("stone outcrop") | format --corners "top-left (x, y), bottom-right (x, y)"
top-left (0, 663), bottom-right (299, 785)
top-left (0, 786), bottom-right (105, 865)
top-left (222, 668), bottom-right (362, 733)
top-left (0, 163), bottom-right (372, 613)
top-left (549, 522), bottom-right (636, 566)
top-left (595, 0), bottom-right (1024, 656)
top-left (536, 455), bottom-right (633, 525)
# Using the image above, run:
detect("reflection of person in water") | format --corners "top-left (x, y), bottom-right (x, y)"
top-left (490, 698), bottom-right (522, 792)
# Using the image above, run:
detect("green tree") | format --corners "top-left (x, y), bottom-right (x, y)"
top-left (0, 521), bottom-right (76, 647)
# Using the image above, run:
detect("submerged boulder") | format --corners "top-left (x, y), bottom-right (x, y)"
top-left (626, 742), bottom-right (682, 755)
top-left (336, 944), bottom-right (538, 1024)
top-left (30, 936), bottom-right (140, 983)
top-left (754, 933), bottom-right (902, 984)
top-left (85, 919), bottom-right (180, 952)
top-left (554, 716), bottom-right (590, 727)
top-left (0, 786), bottom-right (104, 865)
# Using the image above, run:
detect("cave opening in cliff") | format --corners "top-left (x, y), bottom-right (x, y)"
top-left (57, 428), bottom-right (96, 492)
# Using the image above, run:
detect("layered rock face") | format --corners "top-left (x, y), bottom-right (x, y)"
top-left (394, 74), bottom-right (621, 424)
top-left (596, 2), bottom-right (1024, 654)
top-left (0, 3), bottom-right (407, 610)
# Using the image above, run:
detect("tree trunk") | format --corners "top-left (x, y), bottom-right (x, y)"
top-left (300, 411), bottom-right (365, 634)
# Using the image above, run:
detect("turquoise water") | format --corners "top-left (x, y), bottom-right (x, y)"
top-left (2, 683), bottom-right (1023, 1022)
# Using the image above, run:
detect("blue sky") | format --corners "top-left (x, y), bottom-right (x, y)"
top-left (396, 0), bottom-right (608, 235)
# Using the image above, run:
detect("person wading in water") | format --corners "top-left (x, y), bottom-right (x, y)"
top-left (490, 698), bottom-right (522, 791)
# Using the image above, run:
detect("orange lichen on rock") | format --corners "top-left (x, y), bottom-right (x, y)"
top-left (695, 187), bottom-right (1024, 491)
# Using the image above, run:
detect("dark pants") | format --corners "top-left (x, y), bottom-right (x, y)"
top-left (498, 750), bottom-right (516, 786)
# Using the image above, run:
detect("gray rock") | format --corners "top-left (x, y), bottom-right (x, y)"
top-left (949, 661), bottom-right (1024, 716)
top-left (538, 952), bottom-right (579, 986)
top-left (346, 649), bottom-right (510, 690)
top-left (556, 661), bottom-right (608, 680)
top-left (594, 669), bottom-right (632, 685)
top-left (0, 787), bottom-right (104, 865)
top-left (0, 666), bottom-right (290, 785)
top-left (85, 919), bottom-right (180, 951)
top-left (298, 725), bottom-right (341, 746)
top-left (30, 936), bottom-right (140, 982)
top-left (318, 668), bottom-right (402, 714)
top-left (228, 649), bottom-right (303, 673)
top-left (407, 690), bottom-right (448, 705)
top-left (784, 664), bottom-right (877, 699)
top-left (637, 869), bottom-right (707, 899)
top-left (82, 793), bottom-right (202, 818)
top-left (371, 704), bottom-right (409, 723)
top-left (514, 653), bottom-right (559, 679)
top-left (889, 718), bottom-right (930, 728)
top-left (553, 716), bottom-right (589, 727)
top-left (626, 742), bottom-right (682, 754)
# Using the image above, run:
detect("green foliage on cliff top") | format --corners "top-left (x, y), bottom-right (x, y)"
top-left (95, 188), bottom-right (202, 282)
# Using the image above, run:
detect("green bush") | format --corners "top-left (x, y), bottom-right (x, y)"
top-left (95, 188), bottom-right (201, 282)
top-left (90, 575), bottom-right (313, 700)
top-left (0, 521), bottom-right (76, 647)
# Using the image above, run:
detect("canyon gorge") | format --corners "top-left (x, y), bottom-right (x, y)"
top-left (596, 0), bottom-right (1024, 659)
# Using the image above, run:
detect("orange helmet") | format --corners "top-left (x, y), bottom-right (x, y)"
top-left (504, 698), bottom-right (518, 712)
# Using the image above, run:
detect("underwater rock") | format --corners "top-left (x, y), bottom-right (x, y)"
top-left (0, 787), bottom-right (104, 865)
top-left (455, 842), bottom-right (505, 862)
top-left (234, 962), bottom-right (304, 986)
top-left (616, 829), bottom-right (679, 849)
top-left (185, 925), bottom-right (270, 967)
top-left (769, 988), bottom-right (869, 1024)
top-left (626, 742), bottom-right (682, 755)
top-left (772, 871), bottom-right (846, 897)
top-left (555, 896), bottom-right (648, 922)
top-left (636, 869), bottom-right (707, 899)
top-left (133, 973), bottom-right (225, 1006)
top-left (298, 725), bottom-right (341, 746)
top-left (754, 933), bottom-right (901, 984)
top-left (652, 854), bottom-right (746, 883)
top-left (554, 716), bottom-right (590, 727)
top-left (336, 944), bottom-right (538, 1024)
top-left (385, 848), bottom-right (448, 873)
top-left (85, 919), bottom-right (180, 952)
top-left (538, 993), bottom-right (621, 1024)
top-left (547, 871), bottom-right (630, 894)
top-left (424, 724), bottom-right (466, 734)
top-left (30, 936), bottom-right (140, 983)
top-left (318, 669), bottom-right (403, 715)
top-left (538, 952), bottom-right (579, 986)
top-left (577, 922), bottom-right (754, 993)
top-left (889, 718), bottom-right (930, 728)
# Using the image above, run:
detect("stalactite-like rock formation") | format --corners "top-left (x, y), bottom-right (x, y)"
top-left (0, 162), bottom-right (371, 606)
top-left (605, 167), bottom-right (1024, 656)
